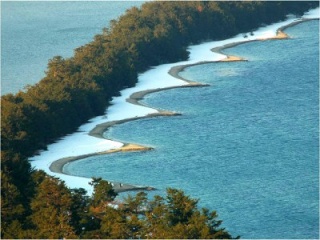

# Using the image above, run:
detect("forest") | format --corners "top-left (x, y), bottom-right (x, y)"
top-left (1, 1), bottom-right (318, 238)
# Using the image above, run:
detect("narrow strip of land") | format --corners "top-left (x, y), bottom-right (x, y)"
top-left (49, 18), bottom-right (318, 193)
top-left (49, 143), bottom-right (156, 193)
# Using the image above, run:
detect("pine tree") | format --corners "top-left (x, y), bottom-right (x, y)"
top-left (30, 176), bottom-right (76, 239)
top-left (90, 177), bottom-right (117, 208)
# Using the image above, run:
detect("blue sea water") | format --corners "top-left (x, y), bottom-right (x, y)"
top-left (1, 1), bottom-right (144, 95)
top-left (65, 20), bottom-right (319, 239)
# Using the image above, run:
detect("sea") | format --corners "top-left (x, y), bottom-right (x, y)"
top-left (2, 2), bottom-right (319, 239)
top-left (65, 20), bottom-right (319, 238)
top-left (1, 1), bottom-right (145, 95)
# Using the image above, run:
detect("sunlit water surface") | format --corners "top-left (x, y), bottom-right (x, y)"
top-left (65, 21), bottom-right (319, 239)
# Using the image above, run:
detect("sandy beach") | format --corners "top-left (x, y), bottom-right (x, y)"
top-left (34, 14), bottom-right (318, 194)
top-left (49, 143), bottom-right (156, 193)
top-left (88, 24), bottom-right (296, 142)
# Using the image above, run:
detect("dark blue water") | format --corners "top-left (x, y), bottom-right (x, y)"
top-left (65, 20), bottom-right (319, 238)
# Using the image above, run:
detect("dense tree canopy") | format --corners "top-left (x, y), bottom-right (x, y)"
top-left (1, 1), bottom-right (318, 238)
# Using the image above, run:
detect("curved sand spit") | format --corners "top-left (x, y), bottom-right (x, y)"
top-left (47, 17), bottom-right (318, 194)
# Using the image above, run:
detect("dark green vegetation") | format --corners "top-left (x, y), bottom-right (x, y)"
top-left (3, 174), bottom-right (237, 239)
top-left (1, 1), bottom-right (318, 238)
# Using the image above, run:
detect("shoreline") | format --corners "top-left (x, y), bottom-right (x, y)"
top-left (53, 50), bottom-right (247, 175)
top-left (45, 17), bottom-right (318, 194)
top-left (89, 18), bottom-right (319, 141)
top-left (49, 143), bottom-right (156, 193)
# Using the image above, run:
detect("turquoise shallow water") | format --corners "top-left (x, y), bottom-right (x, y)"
top-left (1, 1), bottom-right (144, 95)
top-left (65, 20), bottom-right (319, 238)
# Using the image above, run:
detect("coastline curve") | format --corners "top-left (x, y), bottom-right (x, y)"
top-left (40, 16), bottom-right (319, 194)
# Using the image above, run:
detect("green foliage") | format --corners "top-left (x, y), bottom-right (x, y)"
top-left (1, 172), bottom-right (26, 238)
top-left (29, 176), bottom-right (76, 239)
top-left (80, 187), bottom-right (238, 239)
top-left (90, 177), bottom-right (117, 207)
top-left (142, 188), bottom-right (237, 239)
top-left (2, 1), bottom-right (318, 159)
top-left (1, 151), bottom-right (34, 238)
top-left (1, 1), bottom-right (318, 238)
top-left (99, 207), bottom-right (131, 239)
